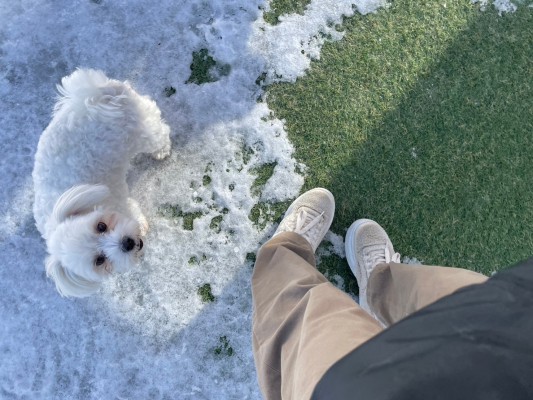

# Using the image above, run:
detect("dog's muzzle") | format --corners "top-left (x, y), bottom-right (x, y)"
top-left (121, 237), bottom-right (143, 252)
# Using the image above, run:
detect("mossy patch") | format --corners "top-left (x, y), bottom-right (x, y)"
top-left (256, 72), bottom-right (268, 87)
top-left (183, 212), bottom-right (202, 230)
top-left (251, 162), bottom-right (277, 197)
top-left (163, 86), bottom-right (176, 97)
top-left (317, 252), bottom-right (357, 296)
top-left (263, 0), bottom-right (311, 25)
top-left (189, 254), bottom-right (208, 266)
top-left (246, 252), bottom-right (257, 264)
top-left (241, 145), bottom-right (255, 165)
top-left (249, 199), bottom-right (291, 230)
top-left (214, 336), bottom-right (234, 357)
top-left (186, 48), bottom-right (231, 85)
top-left (210, 215), bottom-right (224, 233)
top-left (197, 283), bottom-right (215, 303)
top-left (158, 204), bottom-right (203, 231)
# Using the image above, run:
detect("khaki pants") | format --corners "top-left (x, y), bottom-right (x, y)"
top-left (252, 232), bottom-right (487, 400)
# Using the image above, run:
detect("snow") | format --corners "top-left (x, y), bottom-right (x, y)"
top-left (0, 0), bottom-right (385, 398)
top-left (472, 0), bottom-right (518, 14)
top-left (250, 0), bottom-right (387, 83)
top-left (1, 0), bottom-right (524, 397)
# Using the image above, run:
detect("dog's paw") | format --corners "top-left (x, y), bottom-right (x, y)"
top-left (152, 143), bottom-right (171, 160)
top-left (127, 198), bottom-right (150, 235)
top-left (139, 215), bottom-right (149, 237)
top-left (135, 208), bottom-right (149, 236)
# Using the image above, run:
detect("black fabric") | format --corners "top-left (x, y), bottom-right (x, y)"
top-left (312, 258), bottom-right (533, 400)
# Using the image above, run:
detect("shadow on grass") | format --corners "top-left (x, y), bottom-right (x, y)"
top-left (269, 3), bottom-right (532, 284)
top-left (334, 8), bottom-right (532, 274)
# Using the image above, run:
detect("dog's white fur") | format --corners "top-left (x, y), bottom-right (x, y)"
top-left (33, 68), bottom-right (171, 298)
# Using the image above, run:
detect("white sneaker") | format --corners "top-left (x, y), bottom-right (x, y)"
top-left (345, 219), bottom-right (401, 322)
top-left (274, 188), bottom-right (335, 252)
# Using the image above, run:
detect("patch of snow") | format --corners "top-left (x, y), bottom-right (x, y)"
top-left (250, 0), bottom-right (388, 83)
top-left (402, 256), bottom-right (424, 265)
top-left (0, 0), bottom-right (386, 398)
top-left (472, 0), bottom-right (519, 14)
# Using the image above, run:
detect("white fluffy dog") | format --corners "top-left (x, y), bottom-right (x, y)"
top-left (33, 68), bottom-right (171, 298)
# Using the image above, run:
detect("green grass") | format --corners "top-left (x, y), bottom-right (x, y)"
top-left (263, 0), bottom-right (312, 24)
top-left (248, 161), bottom-right (294, 230)
top-left (249, 200), bottom-right (292, 230)
top-left (186, 48), bottom-right (231, 84)
top-left (210, 215), bottom-right (224, 233)
top-left (316, 246), bottom-right (358, 294)
top-left (198, 283), bottom-right (215, 303)
top-left (214, 336), bottom-right (234, 357)
top-left (158, 204), bottom-right (204, 231)
top-left (251, 162), bottom-right (278, 196)
top-left (266, 0), bottom-right (532, 282)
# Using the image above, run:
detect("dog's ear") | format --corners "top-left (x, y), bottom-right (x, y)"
top-left (52, 184), bottom-right (111, 224)
top-left (45, 256), bottom-right (101, 298)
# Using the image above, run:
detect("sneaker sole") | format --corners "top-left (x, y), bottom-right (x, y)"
top-left (345, 218), bottom-right (388, 326)
top-left (345, 218), bottom-right (374, 282)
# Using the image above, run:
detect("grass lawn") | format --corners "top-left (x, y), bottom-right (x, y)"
top-left (265, 0), bottom-right (532, 293)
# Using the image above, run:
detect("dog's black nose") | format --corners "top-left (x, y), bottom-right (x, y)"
top-left (121, 237), bottom-right (136, 252)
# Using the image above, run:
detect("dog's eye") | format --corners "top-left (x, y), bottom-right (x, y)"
top-left (95, 254), bottom-right (106, 266)
top-left (97, 222), bottom-right (107, 233)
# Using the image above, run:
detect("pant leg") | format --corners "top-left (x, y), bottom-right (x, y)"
top-left (368, 262), bottom-right (488, 326)
top-left (252, 232), bottom-right (383, 400)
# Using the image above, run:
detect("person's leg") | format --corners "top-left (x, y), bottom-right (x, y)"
top-left (345, 219), bottom-right (488, 327)
top-left (312, 258), bottom-right (533, 400)
top-left (252, 190), bottom-right (383, 400)
top-left (368, 261), bottom-right (488, 326)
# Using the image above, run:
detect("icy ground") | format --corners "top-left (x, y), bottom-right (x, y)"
top-left (0, 0), bottom-right (522, 398)
top-left (0, 0), bottom-right (386, 398)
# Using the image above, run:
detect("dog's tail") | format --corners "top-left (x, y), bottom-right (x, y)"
top-left (54, 68), bottom-right (129, 125)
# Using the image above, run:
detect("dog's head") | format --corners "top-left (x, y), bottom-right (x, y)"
top-left (45, 184), bottom-right (144, 298)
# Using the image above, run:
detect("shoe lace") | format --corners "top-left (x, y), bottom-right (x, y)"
top-left (386, 248), bottom-right (401, 264)
top-left (292, 208), bottom-right (324, 240)
top-left (365, 244), bottom-right (401, 267)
